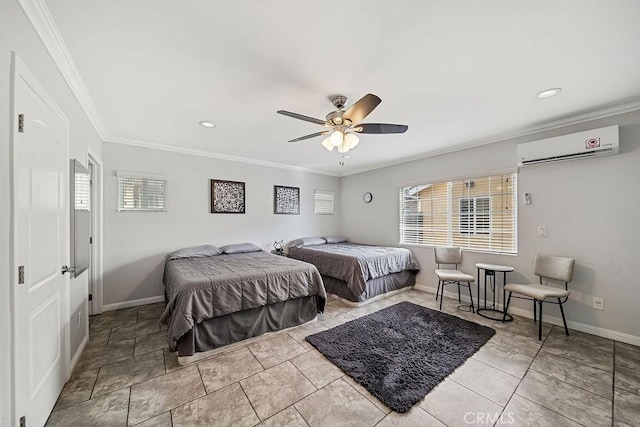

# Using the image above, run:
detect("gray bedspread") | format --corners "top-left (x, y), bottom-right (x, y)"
top-left (160, 251), bottom-right (326, 351)
top-left (287, 243), bottom-right (419, 298)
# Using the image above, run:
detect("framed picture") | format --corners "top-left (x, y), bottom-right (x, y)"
top-left (211, 179), bottom-right (245, 213)
top-left (274, 185), bottom-right (300, 215)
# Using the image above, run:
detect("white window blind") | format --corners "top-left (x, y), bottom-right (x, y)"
top-left (399, 173), bottom-right (517, 254)
top-left (117, 172), bottom-right (167, 212)
top-left (75, 172), bottom-right (90, 211)
top-left (314, 190), bottom-right (334, 215)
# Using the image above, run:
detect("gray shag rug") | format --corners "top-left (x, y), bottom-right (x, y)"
top-left (306, 301), bottom-right (495, 413)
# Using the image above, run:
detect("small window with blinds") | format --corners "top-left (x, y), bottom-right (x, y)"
top-left (399, 173), bottom-right (517, 254)
top-left (117, 172), bottom-right (167, 212)
top-left (314, 190), bottom-right (334, 215)
top-left (74, 171), bottom-right (91, 211)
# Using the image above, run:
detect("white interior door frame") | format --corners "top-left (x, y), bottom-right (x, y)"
top-left (11, 51), bottom-right (71, 426)
top-left (87, 149), bottom-right (103, 315)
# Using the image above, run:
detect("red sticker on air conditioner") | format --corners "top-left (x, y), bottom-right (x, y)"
top-left (585, 137), bottom-right (600, 149)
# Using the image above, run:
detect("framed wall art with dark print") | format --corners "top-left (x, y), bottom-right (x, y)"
top-left (274, 185), bottom-right (300, 215)
top-left (211, 179), bottom-right (245, 213)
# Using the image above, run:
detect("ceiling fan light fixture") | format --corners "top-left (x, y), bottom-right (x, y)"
top-left (321, 137), bottom-right (334, 152)
top-left (337, 139), bottom-right (351, 154)
top-left (344, 133), bottom-right (359, 150)
top-left (330, 130), bottom-right (344, 147)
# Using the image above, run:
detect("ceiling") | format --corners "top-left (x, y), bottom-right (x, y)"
top-left (42, 0), bottom-right (640, 175)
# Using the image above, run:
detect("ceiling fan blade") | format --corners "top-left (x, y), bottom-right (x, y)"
top-left (354, 123), bottom-right (408, 134)
top-left (342, 94), bottom-right (382, 125)
top-left (277, 110), bottom-right (327, 126)
top-left (288, 130), bottom-right (330, 143)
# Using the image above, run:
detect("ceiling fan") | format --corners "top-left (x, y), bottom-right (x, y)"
top-left (277, 93), bottom-right (408, 156)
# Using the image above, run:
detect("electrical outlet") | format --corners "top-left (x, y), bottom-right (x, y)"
top-left (537, 226), bottom-right (547, 237)
top-left (593, 297), bottom-right (604, 311)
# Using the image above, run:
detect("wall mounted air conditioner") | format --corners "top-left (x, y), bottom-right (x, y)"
top-left (517, 125), bottom-right (619, 167)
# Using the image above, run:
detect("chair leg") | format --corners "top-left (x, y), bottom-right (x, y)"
top-left (436, 280), bottom-right (440, 301)
top-left (558, 298), bottom-right (569, 336)
top-left (533, 299), bottom-right (537, 323)
top-left (538, 300), bottom-right (543, 341)
top-left (503, 291), bottom-right (512, 321)
top-left (467, 283), bottom-right (475, 313)
top-left (439, 282), bottom-right (444, 311)
top-left (457, 283), bottom-right (461, 302)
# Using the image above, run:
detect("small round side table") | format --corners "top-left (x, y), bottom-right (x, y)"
top-left (476, 263), bottom-right (514, 322)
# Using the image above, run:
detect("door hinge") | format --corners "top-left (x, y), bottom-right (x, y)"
top-left (89, 236), bottom-right (93, 244)
top-left (18, 266), bottom-right (24, 284)
top-left (18, 114), bottom-right (24, 133)
top-left (89, 293), bottom-right (93, 301)
top-left (20, 415), bottom-right (26, 427)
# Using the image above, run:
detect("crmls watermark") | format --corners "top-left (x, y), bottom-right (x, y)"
top-left (464, 412), bottom-right (515, 424)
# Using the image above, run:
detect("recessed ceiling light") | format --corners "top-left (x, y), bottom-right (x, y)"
top-left (343, 155), bottom-right (352, 159)
top-left (536, 88), bottom-right (562, 99)
top-left (199, 121), bottom-right (216, 128)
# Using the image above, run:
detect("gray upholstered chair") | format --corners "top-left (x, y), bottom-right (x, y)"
top-left (434, 247), bottom-right (475, 313)
top-left (504, 255), bottom-right (575, 340)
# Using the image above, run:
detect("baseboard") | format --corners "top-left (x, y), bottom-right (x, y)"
top-left (70, 333), bottom-right (88, 374)
top-left (103, 295), bottom-right (165, 312)
top-left (413, 284), bottom-right (640, 347)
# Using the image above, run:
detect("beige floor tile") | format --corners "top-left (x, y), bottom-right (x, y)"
top-left (341, 376), bottom-right (391, 414)
top-left (487, 329), bottom-right (542, 358)
top-left (616, 342), bottom-right (640, 371)
top-left (128, 365), bottom-right (205, 425)
top-left (616, 363), bottom-right (640, 395)
top-left (198, 347), bottom-right (264, 393)
top-left (472, 342), bottom-right (533, 378)
top-left (240, 361), bottom-right (316, 420)
top-left (548, 326), bottom-right (614, 353)
top-left (90, 310), bottom-right (137, 332)
top-left (46, 388), bottom-right (129, 427)
top-left (75, 339), bottom-right (135, 372)
top-left (530, 350), bottom-right (613, 399)
top-left (248, 332), bottom-right (308, 369)
top-left (133, 412), bottom-right (172, 427)
top-left (92, 350), bottom-right (165, 397)
top-left (419, 379), bottom-right (503, 427)
top-left (500, 394), bottom-right (581, 426)
top-left (288, 321), bottom-right (328, 350)
top-left (88, 329), bottom-right (111, 346)
top-left (614, 387), bottom-right (640, 426)
top-left (257, 406), bottom-right (308, 427)
top-left (172, 383), bottom-right (259, 427)
top-left (291, 350), bottom-right (344, 388)
top-left (108, 319), bottom-right (161, 344)
top-left (134, 330), bottom-right (169, 356)
top-left (137, 303), bottom-right (166, 321)
top-left (613, 420), bottom-right (634, 427)
top-left (516, 370), bottom-right (611, 427)
top-left (376, 405), bottom-right (445, 426)
top-left (542, 335), bottom-right (614, 373)
top-left (450, 358), bottom-right (520, 406)
top-left (295, 378), bottom-right (385, 427)
top-left (53, 368), bottom-right (98, 411)
top-left (492, 313), bottom-right (553, 339)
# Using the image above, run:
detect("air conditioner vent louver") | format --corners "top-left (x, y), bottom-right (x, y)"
top-left (517, 126), bottom-right (619, 167)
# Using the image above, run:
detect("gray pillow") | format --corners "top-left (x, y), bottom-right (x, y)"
top-left (324, 236), bottom-right (348, 244)
top-left (289, 237), bottom-right (327, 248)
top-left (168, 244), bottom-right (222, 260)
top-left (220, 242), bottom-right (263, 254)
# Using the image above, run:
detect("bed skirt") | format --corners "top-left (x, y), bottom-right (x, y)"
top-left (175, 296), bottom-right (320, 357)
top-left (321, 270), bottom-right (416, 303)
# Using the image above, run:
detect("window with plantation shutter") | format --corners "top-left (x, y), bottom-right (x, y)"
top-left (74, 171), bottom-right (90, 211)
top-left (399, 173), bottom-right (517, 254)
top-left (117, 171), bottom-right (167, 212)
top-left (314, 190), bottom-right (334, 215)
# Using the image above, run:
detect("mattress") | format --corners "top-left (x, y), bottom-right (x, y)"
top-left (160, 250), bottom-right (326, 352)
top-left (287, 242), bottom-right (419, 299)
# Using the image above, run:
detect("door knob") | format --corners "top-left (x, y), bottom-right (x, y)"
top-left (61, 265), bottom-right (76, 275)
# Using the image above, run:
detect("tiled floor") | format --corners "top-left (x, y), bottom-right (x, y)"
top-left (46, 290), bottom-right (640, 426)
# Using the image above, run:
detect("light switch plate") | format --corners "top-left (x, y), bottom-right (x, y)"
top-left (593, 297), bottom-right (604, 310)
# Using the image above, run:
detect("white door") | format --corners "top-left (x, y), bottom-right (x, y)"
top-left (12, 54), bottom-right (70, 427)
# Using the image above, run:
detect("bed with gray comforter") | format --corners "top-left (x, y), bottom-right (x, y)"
top-left (287, 241), bottom-right (420, 303)
top-left (161, 249), bottom-right (326, 356)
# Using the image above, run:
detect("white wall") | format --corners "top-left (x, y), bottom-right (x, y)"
top-left (0, 1), bottom-right (103, 423)
top-left (339, 111), bottom-right (640, 340)
top-left (102, 142), bottom-right (340, 306)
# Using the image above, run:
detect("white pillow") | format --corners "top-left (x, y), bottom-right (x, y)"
top-left (289, 237), bottom-right (326, 248)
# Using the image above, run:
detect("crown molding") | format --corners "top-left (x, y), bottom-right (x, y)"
top-left (18, 0), bottom-right (109, 139)
top-left (104, 136), bottom-right (340, 177)
top-left (341, 100), bottom-right (640, 177)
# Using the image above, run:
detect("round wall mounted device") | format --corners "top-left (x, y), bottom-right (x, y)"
top-left (363, 192), bottom-right (373, 203)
